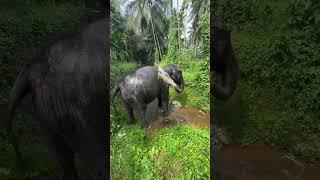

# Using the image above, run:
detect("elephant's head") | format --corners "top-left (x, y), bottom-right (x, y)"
top-left (161, 64), bottom-right (184, 93)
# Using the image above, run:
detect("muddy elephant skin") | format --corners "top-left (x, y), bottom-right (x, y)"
top-left (112, 64), bottom-right (184, 128)
top-left (5, 18), bottom-right (108, 180)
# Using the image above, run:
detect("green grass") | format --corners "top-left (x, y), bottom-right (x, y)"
top-left (110, 125), bottom-right (210, 179)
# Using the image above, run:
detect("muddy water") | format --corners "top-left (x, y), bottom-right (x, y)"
top-left (143, 99), bottom-right (320, 180)
top-left (215, 144), bottom-right (320, 180)
top-left (143, 99), bottom-right (210, 134)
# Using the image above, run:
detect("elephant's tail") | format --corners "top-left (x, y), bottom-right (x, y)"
top-left (111, 82), bottom-right (121, 113)
top-left (6, 64), bottom-right (31, 171)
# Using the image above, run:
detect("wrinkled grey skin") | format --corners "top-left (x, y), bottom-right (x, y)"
top-left (112, 64), bottom-right (184, 128)
top-left (212, 26), bottom-right (240, 101)
top-left (6, 18), bottom-right (108, 180)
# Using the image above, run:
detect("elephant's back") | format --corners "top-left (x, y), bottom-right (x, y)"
top-left (136, 66), bottom-right (157, 74)
top-left (134, 66), bottom-right (157, 82)
top-left (122, 66), bottom-right (160, 103)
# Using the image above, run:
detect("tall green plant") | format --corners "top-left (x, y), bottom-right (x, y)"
top-left (166, 14), bottom-right (179, 62)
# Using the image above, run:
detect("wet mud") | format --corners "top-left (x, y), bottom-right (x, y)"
top-left (145, 100), bottom-right (210, 135)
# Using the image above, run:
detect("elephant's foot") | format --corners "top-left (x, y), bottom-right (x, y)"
top-left (138, 118), bottom-right (147, 128)
top-left (128, 118), bottom-right (136, 125)
top-left (159, 109), bottom-right (170, 116)
top-left (158, 109), bottom-right (165, 115)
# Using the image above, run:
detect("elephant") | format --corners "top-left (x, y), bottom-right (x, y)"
top-left (112, 64), bottom-right (184, 128)
top-left (211, 25), bottom-right (240, 101)
top-left (5, 16), bottom-right (108, 180)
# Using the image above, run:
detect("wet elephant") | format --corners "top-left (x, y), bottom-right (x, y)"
top-left (5, 18), bottom-right (108, 180)
top-left (211, 26), bottom-right (240, 101)
top-left (112, 64), bottom-right (184, 128)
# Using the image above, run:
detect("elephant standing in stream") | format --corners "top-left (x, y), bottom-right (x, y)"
top-left (112, 64), bottom-right (184, 128)
top-left (5, 17), bottom-right (108, 180)
top-left (211, 26), bottom-right (240, 101)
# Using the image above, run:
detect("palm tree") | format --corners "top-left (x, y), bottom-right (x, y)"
top-left (125, 0), bottom-right (170, 61)
top-left (176, 0), bottom-right (180, 49)
top-left (180, 0), bottom-right (189, 48)
top-left (189, 0), bottom-right (210, 46)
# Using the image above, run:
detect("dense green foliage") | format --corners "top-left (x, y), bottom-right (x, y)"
top-left (158, 13), bottom-right (210, 111)
top-left (215, 0), bottom-right (320, 162)
top-left (111, 125), bottom-right (210, 179)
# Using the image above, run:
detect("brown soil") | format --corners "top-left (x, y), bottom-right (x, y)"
top-left (147, 107), bottom-right (210, 134)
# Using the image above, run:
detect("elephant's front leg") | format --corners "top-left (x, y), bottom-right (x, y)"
top-left (158, 95), bottom-right (165, 115)
top-left (162, 88), bottom-right (170, 116)
top-left (137, 104), bottom-right (147, 128)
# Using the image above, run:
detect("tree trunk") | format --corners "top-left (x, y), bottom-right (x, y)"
top-left (150, 12), bottom-right (161, 61)
top-left (177, 0), bottom-right (180, 50)
top-left (154, 26), bottom-right (163, 59)
top-left (149, 2), bottom-right (162, 61)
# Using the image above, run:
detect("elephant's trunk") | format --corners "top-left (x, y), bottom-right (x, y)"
top-left (214, 79), bottom-right (237, 101)
top-left (213, 53), bottom-right (239, 101)
top-left (174, 78), bottom-right (184, 93)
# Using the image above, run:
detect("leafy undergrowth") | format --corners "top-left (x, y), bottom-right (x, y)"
top-left (110, 125), bottom-right (210, 179)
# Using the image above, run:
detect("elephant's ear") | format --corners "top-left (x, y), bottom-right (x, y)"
top-left (158, 67), bottom-right (178, 87)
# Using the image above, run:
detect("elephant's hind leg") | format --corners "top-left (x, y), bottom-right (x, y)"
top-left (40, 127), bottom-right (78, 180)
top-left (137, 104), bottom-right (147, 128)
top-left (123, 102), bottom-right (136, 125)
